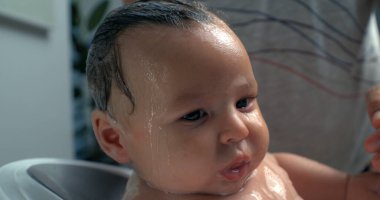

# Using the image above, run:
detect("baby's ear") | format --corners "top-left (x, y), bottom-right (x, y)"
top-left (91, 109), bottom-right (130, 164)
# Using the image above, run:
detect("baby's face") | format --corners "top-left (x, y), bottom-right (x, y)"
top-left (111, 22), bottom-right (269, 195)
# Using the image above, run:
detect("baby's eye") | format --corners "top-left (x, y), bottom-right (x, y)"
top-left (182, 109), bottom-right (207, 121)
top-left (236, 97), bottom-right (253, 109)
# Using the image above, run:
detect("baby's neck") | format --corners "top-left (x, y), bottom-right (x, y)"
top-left (122, 168), bottom-right (261, 200)
top-left (122, 154), bottom-right (302, 200)
top-left (123, 172), bottom-right (233, 200)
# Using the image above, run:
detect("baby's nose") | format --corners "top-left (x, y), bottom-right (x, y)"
top-left (219, 113), bottom-right (250, 144)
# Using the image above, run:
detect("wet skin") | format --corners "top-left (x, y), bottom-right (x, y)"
top-left (124, 154), bottom-right (302, 200)
top-left (96, 21), bottom-right (301, 199)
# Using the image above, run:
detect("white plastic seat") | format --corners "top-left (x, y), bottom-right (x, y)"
top-left (0, 158), bottom-right (132, 200)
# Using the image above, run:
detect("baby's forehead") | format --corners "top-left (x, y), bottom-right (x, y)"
top-left (115, 25), bottom-right (192, 74)
top-left (115, 20), bottom-right (246, 83)
top-left (117, 20), bottom-right (238, 62)
top-left (115, 25), bottom-right (190, 78)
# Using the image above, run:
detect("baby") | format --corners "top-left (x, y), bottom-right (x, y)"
top-left (86, 1), bottom-right (380, 199)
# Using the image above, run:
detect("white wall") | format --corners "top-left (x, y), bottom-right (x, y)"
top-left (0, 0), bottom-right (73, 166)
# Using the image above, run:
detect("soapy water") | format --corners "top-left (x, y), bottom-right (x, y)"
top-left (146, 67), bottom-right (158, 184)
top-left (229, 165), bottom-right (290, 200)
top-left (249, 191), bottom-right (263, 200)
top-left (264, 166), bottom-right (286, 200)
top-left (146, 96), bottom-right (154, 183)
top-left (145, 65), bottom-right (173, 187)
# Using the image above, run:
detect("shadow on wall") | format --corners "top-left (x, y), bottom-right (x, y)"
top-left (0, 15), bottom-right (47, 38)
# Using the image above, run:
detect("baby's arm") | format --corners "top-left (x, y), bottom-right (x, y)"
top-left (273, 153), bottom-right (380, 200)
top-left (273, 153), bottom-right (347, 200)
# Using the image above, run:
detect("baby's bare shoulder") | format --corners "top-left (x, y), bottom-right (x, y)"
top-left (262, 152), bottom-right (279, 165)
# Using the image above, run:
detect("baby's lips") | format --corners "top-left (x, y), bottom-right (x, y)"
top-left (220, 160), bottom-right (250, 181)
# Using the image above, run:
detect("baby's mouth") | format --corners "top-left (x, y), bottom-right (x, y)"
top-left (220, 158), bottom-right (251, 181)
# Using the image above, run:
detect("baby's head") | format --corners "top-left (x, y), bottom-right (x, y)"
top-left (86, 0), bottom-right (269, 196)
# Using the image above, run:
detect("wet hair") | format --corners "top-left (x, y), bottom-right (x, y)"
top-left (86, 0), bottom-right (216, 113)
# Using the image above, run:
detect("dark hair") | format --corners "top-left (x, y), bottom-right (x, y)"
top-left (86, 0), bottom-right (215, 113)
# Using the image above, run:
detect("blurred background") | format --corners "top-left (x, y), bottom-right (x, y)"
top-left (0, 0), bottom-right (121, 166)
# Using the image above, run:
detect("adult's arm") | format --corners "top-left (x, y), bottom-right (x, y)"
top-left (364, 85), bottom-right (380, 170)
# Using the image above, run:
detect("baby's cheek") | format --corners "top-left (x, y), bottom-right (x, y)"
top-left (245, 110), bottom-right (269, 150)
top-left (244, 110), bottom-right (266, 128)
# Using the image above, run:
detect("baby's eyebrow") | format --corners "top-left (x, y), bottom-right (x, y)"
top-left (171, 92), bottom-right (206, 107)
top-left (171, 81), bottom-right (257, 104)
top-left (161, 92), bottom-right (206, 118)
